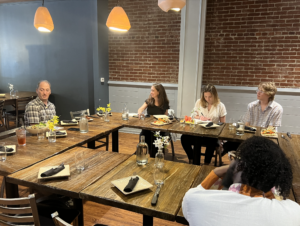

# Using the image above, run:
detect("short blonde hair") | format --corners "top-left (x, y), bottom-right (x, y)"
top-left (200, 84), bottom-right (220, 108)
top-left (259, 82), bottom-right (277, 102)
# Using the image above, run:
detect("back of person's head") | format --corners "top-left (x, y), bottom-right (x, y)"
top-left (147, 83), bottom-right (169, 107)
top-left (258, 82), bottom-right (277, 102)
top-left (200, 84), bottom-right (220, 107)
top-left (236, 136), bottom-right (292, 199)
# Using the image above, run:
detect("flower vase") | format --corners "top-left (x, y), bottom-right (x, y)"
top-left (104, 112), bottom-right (110, 122)
top-left (10, 89), bottom-right (15, 98)
top-left (48, 130), bottom-right (56, 143)
top-left (155, 147), bottom-right (164, 168)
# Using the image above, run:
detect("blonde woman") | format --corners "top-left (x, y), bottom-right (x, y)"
top-left (181, 84), bottom-right (227, 165)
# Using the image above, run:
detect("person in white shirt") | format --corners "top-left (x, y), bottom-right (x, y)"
top-left (181, 84), bottom-right (227, 164)
top-left (182, 136), bottom-right (300, 226)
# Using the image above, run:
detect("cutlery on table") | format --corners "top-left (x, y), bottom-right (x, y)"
top-left (281, 135), bottom-right (287, 140)
top-left (287, 132), bottom-right (292, 139)
top-left (151, 184), bottom-right (162, 206)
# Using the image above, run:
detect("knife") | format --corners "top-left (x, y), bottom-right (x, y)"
top-left (151, 185), bottom-right (161, 206)
top-left (287, 132), bottom-right (292, 139)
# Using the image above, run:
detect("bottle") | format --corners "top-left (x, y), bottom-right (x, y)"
top-left (136, 136), bottom-right (149, 165)
top-left (79, 114), bottom-right (89, 133)
top-left (155, 147), bottom-right (164, 168)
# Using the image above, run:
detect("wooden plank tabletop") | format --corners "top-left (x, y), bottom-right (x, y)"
top-left (176, 165), bottom-right (215, 225)
top-left (218, 123), bottom-right (261, 142)
top-left (80, 155), bottom-right (201, 221)
top-left (168, 122), bottom-right (225, 138)
top-left (125, 116), bottom-right (175, 132)
top-left (278, 133), bottom-right (300, 204)
top-left (6, 147), bottom-right (131, 199)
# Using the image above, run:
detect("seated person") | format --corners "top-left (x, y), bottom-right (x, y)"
top-left (137, 84), bottom-right (169, 153)
top-left (223, 81), bottom-right (283, 154)
top-left (182, 136), bottom-right (300, 226)
top-left (181, 84), bottom-right (226, 164)
top-left (24, 80), bottom-right (56, 125)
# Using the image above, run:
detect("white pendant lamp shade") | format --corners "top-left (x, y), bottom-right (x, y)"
top-left (106, 6), bottom-right (131, 31)
top-left (34, 6), bottom-right (54, 32)
top-left (158, 0), bottom-right (186, 12)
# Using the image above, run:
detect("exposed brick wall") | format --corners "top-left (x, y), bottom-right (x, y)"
top-left (203, 0), bottom-right (300, 88)
top-left (108, 0), bottom-right (181, 83)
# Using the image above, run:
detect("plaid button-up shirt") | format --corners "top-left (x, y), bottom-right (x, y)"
top-left (244, 100), bottom-right (283, 127)
top-left (24, 97), bottom-right (56, 125)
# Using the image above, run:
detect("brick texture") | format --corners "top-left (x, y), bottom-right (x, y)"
top-left (108, 0), bottom-right (181, 83)
top-left (203, 0), bottom-right (300, 88)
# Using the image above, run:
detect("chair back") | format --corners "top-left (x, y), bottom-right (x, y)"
top-left (0, 128), bottom-right (18, 140)
top-left (0, 194), bottom-right (40, 226)
top-left (0, 100), bottom-right (4, 117)
top-left (70, 109), bottom-right (90, 119)
top-left (51, 212), bottom-right (73, 226)
top-left (16, 96), bottom-right (34, 112)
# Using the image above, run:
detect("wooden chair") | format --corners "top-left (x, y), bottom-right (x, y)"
top-left (200, 145), bottom-right (223, 166)
top-left (5, 96), bottom-right (34, 129)
top-left (52, 211), bottom-right (78, 226)
top-left (0, 194), bottom-right (41, 226)
top-left (0, 100), bottom-right (5, 130)
top-left (70, 109), bottom-right (90, 119)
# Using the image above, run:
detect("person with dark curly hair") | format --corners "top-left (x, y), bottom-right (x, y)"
top-left (182, 136), bottom-right (300, 226)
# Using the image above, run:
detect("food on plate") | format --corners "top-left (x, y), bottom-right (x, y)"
top-left (27, 122), bottom-right (47, 130)
top-left (261, 126), bottom-right (277, 137)
top-left (180, 119), bottom-right (185, 123)
top-left (184, 116), bottom-right (194, 124)
top-left (86, 116), bottom-right (91, 120)
top-left (152, 118), bottom-right (170, 125)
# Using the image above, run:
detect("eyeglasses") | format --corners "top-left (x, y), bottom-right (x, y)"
top-left (256, 89), bottom-right (264, 94)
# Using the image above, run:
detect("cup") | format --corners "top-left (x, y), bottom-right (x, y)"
top-left (228, 118), bottom-right (235, 130)
top-left (236, 121), bottom-right (245, 136)
top-left (75, 151), bottom-right (85, 173)
top-left (0, 142), bottom-right (6, 162)
top-left (153, 167), bottom-right (164, 185)
top-left (37, 132), bottom-right (45, 140)
top-left (122, 109), bottom-right (129, 121)
top-left (16, 128), bottom-right (26, 146)
top-left (14, 90), bottom-right (19, 98)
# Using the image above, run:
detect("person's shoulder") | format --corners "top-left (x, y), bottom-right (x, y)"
top-left (218, 102), bottom-right (226, 108)
top-left (248, 100), bottom-right (259, 108)
top-left (271, 101), bottom-right (283, 110)
top-left (26, 99), bottom-right (38, 108)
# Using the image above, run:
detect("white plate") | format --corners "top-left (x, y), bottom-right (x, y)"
top-left (0, 145), bottom-right (16, 154)
top-left (74, 117), bottom-right (93, 122)
top-left (111, 175), bottom-right (153, 195)
top-left (199, 123), bottom-right (220, 129)
top-left (60, 120), bottom-right (78, 125)
top-left (153, 115), bottom-right (169, 119)
top-left (46, 130), bottom-right (67, 137)
top-left (129, 113), bottom-right (138, 117)
top-left (194, 119), bottom-right (211, 124)
top-left (0, 94), bottom-right (6, 98)
top-left (38, 165), bottom-right (70, 180)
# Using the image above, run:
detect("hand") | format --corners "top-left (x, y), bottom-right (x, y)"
top-left (200, 116), bottom-right (209, 121)
top-left (194, 115), bottom-right (200, 119)
top-left (213, 165), bottom-right (230, 178)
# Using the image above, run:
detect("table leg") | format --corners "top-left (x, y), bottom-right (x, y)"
top-left (112, 130), bottom-right (119, 152)
top-left (193, 139), bottom-right (201, 165)
top-left (5, 177), bottom-right (19, 198)
top-left (74, 198), bottom-right (84, 226)
top-left (143, 215), bottom-right (153, 226)
top-left (87, 140), bottom-right (96, 149)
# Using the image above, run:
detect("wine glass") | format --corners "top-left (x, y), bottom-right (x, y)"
top-left (153, 167), bottom-right (164, 185)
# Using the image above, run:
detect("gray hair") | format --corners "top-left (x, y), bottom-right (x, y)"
top-left (36, 80), bottom-right (51, 89)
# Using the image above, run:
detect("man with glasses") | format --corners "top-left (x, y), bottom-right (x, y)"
top-left (222, 82), bottom-right (283, 156)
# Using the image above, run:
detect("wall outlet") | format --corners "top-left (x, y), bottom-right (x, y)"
top-left (101, 78), bottom-right (105, 82)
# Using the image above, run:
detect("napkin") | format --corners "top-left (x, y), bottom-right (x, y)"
top-left (245, 126), bottom-right (256, 131)
top-left (56, 131), bottom-right (66, 135)
top-left (41, 163), bottom-right (65, 178)
top-left (206, 122), bottom-right (214, 127)
top-left (0, 146), bottom-right (14, 152)
top-left (62, 120), bottom-right (76, 123)
top-left (67, 128), bottom-right (80, 131)
top-left (124, 176), bottom-right (139, 192)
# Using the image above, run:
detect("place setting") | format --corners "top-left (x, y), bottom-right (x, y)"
top-left (0, 143), bottom-right (16, 162)
top-left (38, 163), bottom-right (70, 180)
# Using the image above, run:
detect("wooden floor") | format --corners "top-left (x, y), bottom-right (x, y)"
top-left (0, 124), bottom-right (230, 226)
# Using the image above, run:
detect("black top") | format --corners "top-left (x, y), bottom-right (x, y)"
top-left (145, 100), bottom-right (169, 115)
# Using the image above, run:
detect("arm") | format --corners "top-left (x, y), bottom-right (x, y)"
top-left (138, 102), bottom-right (148, 116)
top-left (24, 105), bottom-right (40, 125)
top-left (269, 105), bottom-right (283, 127)
top-left (219, 116), bottom-right (226, 123)
top-left (165, 109), bottom-right (168, 116)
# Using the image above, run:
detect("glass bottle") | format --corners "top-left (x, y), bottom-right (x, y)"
top-left (136, 136), bottom-right (149, 165)
top-left (155, 147), bottom-right (164, 168)
top-left (48, 130), bottom-right (56, 143)
top-left (79, 114), bottom-right (89, 133)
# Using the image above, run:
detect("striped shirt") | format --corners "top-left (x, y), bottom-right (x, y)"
top-left (24, 97), bottom-right (56, 125)
top-left (244, 100), bottom-right (283, 127)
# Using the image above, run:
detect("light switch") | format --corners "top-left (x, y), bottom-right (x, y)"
top-left (101, 78), bottom-right (105, 82)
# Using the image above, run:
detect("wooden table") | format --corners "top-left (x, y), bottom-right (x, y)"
top-left (176, 165), bottom-right (215, 225)
top-left (6, 147), bottom-right (131, 226)
top-left (218, 123), bottom-right (261, 142)
top-left (80, 155), bottom-right (201, 226)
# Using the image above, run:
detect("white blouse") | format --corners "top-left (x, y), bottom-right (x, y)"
top-left (191, 99), bottom-right (227, 124)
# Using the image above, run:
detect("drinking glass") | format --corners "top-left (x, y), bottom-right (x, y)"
top-left (48, 130), bottom-right (56, 143)
top-left (122, 109), bottom-right (129, 121)
top-left (140, 110), bottom-right (146, 120)
top-left (37, 132), bottom-right (45, 140)
top-left (75, 151), bottom-right (85, 173)
top-left (16, 128), bottom-right (26, 146)
top-left (228, 118), bottom-right (235, 130)
top-left (104, 112), bottom-right (110, 122)
top-left (14, 90), bottom-right (19, 98)
top-left (0, 142), bottom-right (6, 162)
top-left (236, 121), bottom-right (245, 136)
top-left (154, 167), bottom-right (164, 185)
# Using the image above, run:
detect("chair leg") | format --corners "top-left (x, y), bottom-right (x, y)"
top-left (106, 135), bottom-right (109, 151)
top-left (5, 114), bottom-right (9, 130)
top-left (170, 139), bottom-right (175, 159)
top-left (214, 148), bottom-right (218, 167)
top-left (0, 177), bottom-right (5, 198)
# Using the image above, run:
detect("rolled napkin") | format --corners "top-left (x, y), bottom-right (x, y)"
top-left (62, 120), bottom-right (76, 123)
top-left (206, 122), bottom-right (214, 127)
top-left (41, 163), bottom-right (65, 178)
top-left (55, 131), bottom-right (66, 135)
top-left (245, 126), bottom-right (257, 131)
top-left (0, 146), bottom-right (13, 152)
top-left (67, 128), bottom-right (80, 131)
top-left (124, 176), bottom-right (139, 192)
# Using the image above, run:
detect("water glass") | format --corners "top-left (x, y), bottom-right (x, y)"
top-left (154, 167), bottom-right (164, 185)
top-left (104, 112), bottom-right (110, 122)
top-left (236, 121), bottom-right (245, 136)
top-left (37, 132), bottom-right (45, 140)
top-left (48, 130), bottom-right (56, 143)
top-left (122, 109), bottom-right (129, 121)
top-left (139, 110), bottom-right (146, 120)
top-left (0, 142), bottom-right (6, 162)
top-left (75, 151), bottom-right (85, 173)
top-left (228, 118), bottom-right (235, 130)
top-left (14, 90), bottom-right (19, 98)
top-left (16, 128), bottom-right (26, 146)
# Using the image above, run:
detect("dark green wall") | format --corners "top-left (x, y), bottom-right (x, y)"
top-left (0, 0), bottom-right (109, 119)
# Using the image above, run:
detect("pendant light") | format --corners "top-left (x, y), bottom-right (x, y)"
top-left (158, 0), bottom-right (186, 12)
top-left (34, 0), bottom-right (54, 32)
top-left (106, 3), bottom-right (131, 32)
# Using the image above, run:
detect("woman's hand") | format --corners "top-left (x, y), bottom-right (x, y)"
top-left (200, 116), bottom-right (210, 121)
top-left (194, 115), bottom-right (201, 119)
top-left (213, 165), bottom-right (230, 178)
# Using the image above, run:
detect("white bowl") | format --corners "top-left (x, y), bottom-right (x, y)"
top-left (26, 126), bottom-right (49, 135)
